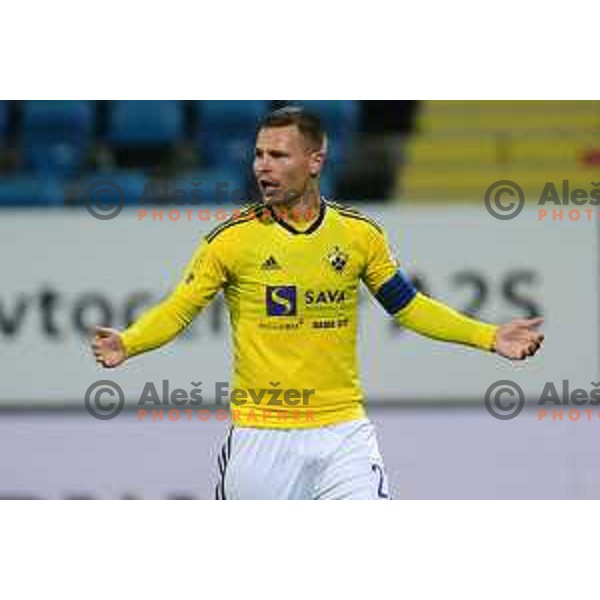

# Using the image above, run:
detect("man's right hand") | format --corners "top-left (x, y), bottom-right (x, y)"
top-left (92, 327), bottom-right (127, 368)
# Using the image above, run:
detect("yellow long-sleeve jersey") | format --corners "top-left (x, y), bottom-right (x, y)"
top-left (121, 199), bottom-right (498, 428)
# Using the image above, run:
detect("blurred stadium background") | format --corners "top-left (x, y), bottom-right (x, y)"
top-left (1, 100), bottom-right (599, 499)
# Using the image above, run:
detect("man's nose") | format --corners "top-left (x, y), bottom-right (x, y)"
top-left (256, 158), bottom-right (272, 173)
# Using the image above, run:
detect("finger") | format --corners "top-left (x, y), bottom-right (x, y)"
top-left (97, 356), bottom-right (116, 368)
top-left (508, 346), bottom-right (525, 360)
top-left (95, 326), bottom-right (115, 338)
top-left (530, 334), bottom-right (544, 348)
top-left (519, 330), bottom-right (541, 344)
top-left (522, 317), bottom-right (544, 329)
top-left (529, 339), bottom-right (544, 356)
top-left (510, 317), bottom-right (543, 329)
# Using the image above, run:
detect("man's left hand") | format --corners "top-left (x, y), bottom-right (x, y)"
top-left (494, 317), bottom-right (544, 360)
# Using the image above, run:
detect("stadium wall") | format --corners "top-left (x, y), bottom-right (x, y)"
top-left (0, 205), bottom-right (594, 404)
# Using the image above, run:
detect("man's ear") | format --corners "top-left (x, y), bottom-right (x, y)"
top-left (309, 147), bottom-right (326, 177)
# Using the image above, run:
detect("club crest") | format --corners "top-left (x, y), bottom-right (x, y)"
top-left (327, 246), bottom-right (349, 273)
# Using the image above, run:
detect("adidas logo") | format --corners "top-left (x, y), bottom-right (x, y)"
top-left (261, 256), bottom-right (281, 270)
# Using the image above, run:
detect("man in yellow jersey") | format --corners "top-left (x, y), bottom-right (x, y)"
top-left (91, 106), bottom-right (544, 499)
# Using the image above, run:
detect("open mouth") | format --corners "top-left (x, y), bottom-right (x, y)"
top-left (260, 180), bottom-right (281, 196)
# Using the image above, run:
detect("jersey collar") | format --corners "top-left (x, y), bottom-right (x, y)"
top-left (271, 196), bottom-right (327, 235)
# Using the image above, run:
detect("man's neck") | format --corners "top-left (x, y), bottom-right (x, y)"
top-left (270, 183), bottom-right (322, 230)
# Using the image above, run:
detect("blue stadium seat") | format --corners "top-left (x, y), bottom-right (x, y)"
top-left (290, 100), bottom-right (358, 164)
top-left (296, 101), bottom-right (359, 134)
top-left (73, 170), bottom-right (244, 208)
top-left (22, 101), bottom-right (94, 176)
top-left (0, 175), bottom-right (64, 207)
top-left (168, 169), bottom-right (245, 205)
top-left (74, 171), bottom-right (149, 206)
top-left (107, 101), bottom-right (184, 146)
top-left (195, 101), bottom-right (269, 168)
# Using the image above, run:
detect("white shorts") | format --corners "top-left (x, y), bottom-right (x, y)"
top-left (214, 418), bottom-right (390, 500)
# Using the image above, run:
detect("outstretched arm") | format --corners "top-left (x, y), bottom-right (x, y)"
top-left (92, 238), bottom-right (228, 368)
top-left (362, 226), bottom-right (544, 361)
top-left (394, 287), bottom-right (544, 360)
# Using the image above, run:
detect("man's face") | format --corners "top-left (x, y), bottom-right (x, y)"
top-left (254, 125), bottom-right (322, 205)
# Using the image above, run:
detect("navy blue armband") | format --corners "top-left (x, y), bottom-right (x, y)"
top-left (374, 272), bottom-right (417, 315)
